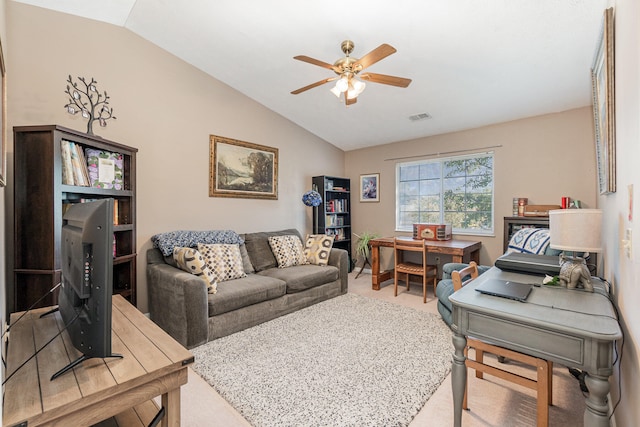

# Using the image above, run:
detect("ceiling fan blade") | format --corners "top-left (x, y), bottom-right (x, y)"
top-left (291, 77), bottom-right (337, 94)
top-left (354, 44), bottom-right (397, 70)
top-left (293, 55), bottom-right (340, 72)
top-left (346, 95), bottom-right (357, 106)
top-left (360, 72), bottom-right (412, 88)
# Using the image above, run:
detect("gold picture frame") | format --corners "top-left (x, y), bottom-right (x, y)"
top-left (0, 38), bottom-right (6, 187)
top-left (209, 135), bottom-right (278, 199)
top-left (591, 7), bottom-right (615, 194)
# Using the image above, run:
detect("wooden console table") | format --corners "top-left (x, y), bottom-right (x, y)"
top-left (369, 236), bottom-right (481, 290)
top-left (3, 295), bottom-right (194, 427)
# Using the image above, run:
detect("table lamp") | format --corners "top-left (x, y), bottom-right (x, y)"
top-left (549, 209), bottom-right (602, 292)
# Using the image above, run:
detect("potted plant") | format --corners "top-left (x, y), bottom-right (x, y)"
top-left (353, 231), bottom-right (380, 273)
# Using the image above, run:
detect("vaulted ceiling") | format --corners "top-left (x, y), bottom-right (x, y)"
top-left (13, 0), bottom-right (609, 151)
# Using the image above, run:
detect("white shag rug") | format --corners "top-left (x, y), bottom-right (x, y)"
top-left (191, 293), bottom-right (453, 427)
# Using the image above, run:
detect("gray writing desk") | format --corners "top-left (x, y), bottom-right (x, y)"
top-left (449, 267), bottom-right (621, 427)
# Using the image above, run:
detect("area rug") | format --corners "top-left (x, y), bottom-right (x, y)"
top-left (191, 293), bottom-right (453, 427)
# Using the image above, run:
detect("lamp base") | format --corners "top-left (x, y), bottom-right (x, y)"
top-left (558, 255), bottom-right (593, 292)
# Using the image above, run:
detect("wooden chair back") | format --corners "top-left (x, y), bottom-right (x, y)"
top-left (393, 238), bottom-right (436, 303)
top-left (393, 237), bottom-right (427, 266)
top-left (451, 261), bottom-right (479, 292)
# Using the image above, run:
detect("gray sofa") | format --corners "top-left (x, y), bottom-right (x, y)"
top-left (147, 228), bottom-right (348, 349)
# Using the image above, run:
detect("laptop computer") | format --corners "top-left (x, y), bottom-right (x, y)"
top-left (475, 278), bottom-right (533, 302)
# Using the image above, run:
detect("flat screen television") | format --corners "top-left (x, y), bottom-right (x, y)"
top-left (53, 198), bottom-right (121, 380)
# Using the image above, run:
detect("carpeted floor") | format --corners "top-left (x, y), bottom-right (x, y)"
top-left (191, 293), bottom-right (453, 427)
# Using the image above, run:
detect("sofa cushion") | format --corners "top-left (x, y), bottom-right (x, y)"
top-left (208, 274), bottom-right (286, 316)
top-left (268, 235), bottom-right (309, 268)
top-left (239, 244), bottom-right (255, 274)
top-left (243, 229), bottom-right (302, 272)
top-left (198, 243), bottom-right (247, 283)
top-left (303, 234), bottom-right (335, 266)
top-left (258, 264), bottom-right (339, 293)
top-left (172, 247), bottom-right (218, 294)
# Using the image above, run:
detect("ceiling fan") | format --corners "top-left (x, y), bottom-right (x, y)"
top-left (291, 40), bottom-right (412, 106)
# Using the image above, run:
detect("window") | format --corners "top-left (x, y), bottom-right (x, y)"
top-left (396, 152), bottom-right (494, 235)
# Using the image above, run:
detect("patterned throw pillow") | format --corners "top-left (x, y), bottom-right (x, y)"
top-left (268, 235), bottom-right (309, 268)
top-left (173, 247), bottom-right (218, 294)
top-left (197, 243), bottom-right (247, 283)
top-left (304, 234), bottom-right (335, 266)
top-left (507, 228), bottom-right (551, 255)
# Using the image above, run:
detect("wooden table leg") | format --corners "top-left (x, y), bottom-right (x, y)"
top-left (371, 245), bottom-right (381, 290)
top-left (452, 332), bottom-right (468, 427)
top-left (162, 387), bottom-right (181, 427)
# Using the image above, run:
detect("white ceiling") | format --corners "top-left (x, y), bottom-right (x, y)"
top-left (14, 0), bottom-right (608, 151)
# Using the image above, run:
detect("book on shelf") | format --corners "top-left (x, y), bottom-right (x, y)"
top-left (326, 199), bottom-right (348, 213)
top-left (325, 228), bottom-right (348, 241)
top-left (74, 143), bottom-right (91, 185)
top-left (85, 148), bottom-right (125, 189)
top-left (68, 141), bottom-right (90, 186)
top-left (113, 199), bottom-right (119, 225)
top-left (61, 140), bottom-right (91, 186)
top-left (60, 140), bottom-right (75, 185)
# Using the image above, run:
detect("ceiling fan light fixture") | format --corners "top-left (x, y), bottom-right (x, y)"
top-left (335, 75), bottom-right (349, 92)
top-left (330, 85), bottom-right (342, 98)
top-left (349, 79), bottom-right (366, 97)
top-left (293, 40), bottom-right (410, 105)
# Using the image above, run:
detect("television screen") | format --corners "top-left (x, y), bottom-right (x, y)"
top-left (54, 198), bottom-right (117, 379)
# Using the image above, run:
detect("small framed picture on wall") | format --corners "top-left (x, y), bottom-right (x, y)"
top-left (360, 173), bottom-right (379, 202)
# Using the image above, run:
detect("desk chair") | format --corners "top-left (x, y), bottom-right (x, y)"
top-left (452, 261), bottom-right (553, 427)
top-left (393, 238), bottom-right (437, 303)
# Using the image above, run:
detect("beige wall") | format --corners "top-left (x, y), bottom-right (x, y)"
top-left (598, 1), bottom-right (640, 426)
top-left (4, 3), bottom-right (344, 313)
top-left (346, 107), bottom-right (596, 271)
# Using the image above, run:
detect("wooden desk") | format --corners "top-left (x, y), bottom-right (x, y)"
top-left (3, 295), bottom-right (194, 427)
top-left (449, 267), bottom-right (621, 427)
top-left (369, 237), bottom-right (482, 290)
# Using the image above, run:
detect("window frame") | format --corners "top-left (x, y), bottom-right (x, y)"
top-left (395, 152), bottom-right (495, 236)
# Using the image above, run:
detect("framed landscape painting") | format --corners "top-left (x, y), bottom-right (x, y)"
top-left (360, 173), bottom-right (379, 202)
top-left (591, 7), bottom-right (615, 194)
top-left (209, 135), bottom-right (278, 199)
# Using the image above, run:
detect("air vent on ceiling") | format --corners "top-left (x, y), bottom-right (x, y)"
top-left (408, 112), bottom-right (432, 122)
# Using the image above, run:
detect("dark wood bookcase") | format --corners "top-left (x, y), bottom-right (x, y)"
top-left (13, 125), bottom-right (138, 312)
top-left (312, 175), bottom-right (352, 269)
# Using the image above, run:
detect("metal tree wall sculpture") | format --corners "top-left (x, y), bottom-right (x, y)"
top-left (64, 75), bottom-right (116, 135)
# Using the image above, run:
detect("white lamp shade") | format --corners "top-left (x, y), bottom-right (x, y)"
top-left (549, 209), bottom-right (603, 252)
